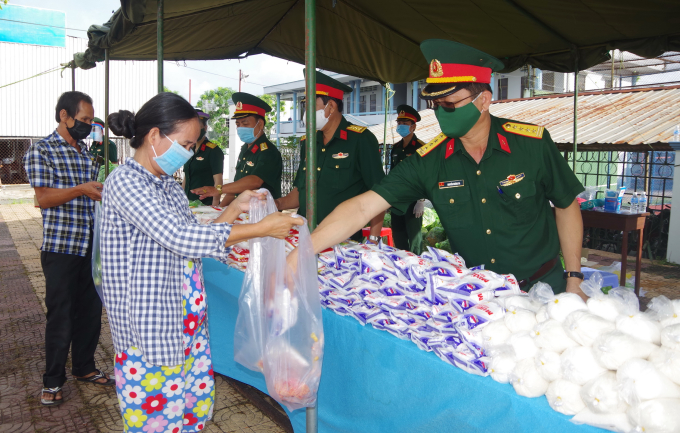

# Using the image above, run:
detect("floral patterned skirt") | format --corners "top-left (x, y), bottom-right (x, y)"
top-left (114, 260), bottom-right (214, 433)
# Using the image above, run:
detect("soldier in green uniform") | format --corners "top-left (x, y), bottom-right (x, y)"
top-left (191, 93), bottom-right (282, 206)
top-left (390, 105), bottom-right (426, 254)
top-left (275, 70), bottom-right (386, 242)
top-left (89, 117), bottom-right (118, 163)
top-left (183, 109), bottom-right (224, 206)
top-left (295, 40), bottom-right (586, 298)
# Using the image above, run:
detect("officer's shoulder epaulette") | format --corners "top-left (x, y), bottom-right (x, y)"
top-left (502, 121), bottom-right (545, 139)
top-left (300, 135), bottom-right (306, 141)
top-left (417, 139), bottom-right (426, 147)
top-left (205, 141), bottom-right (217, 149)
top-left (347, 125), bottom-right (367, 133)
top-left (260, 142), bottom-right (269, 151)
top-left (417, 133), bottom-right (447, 157)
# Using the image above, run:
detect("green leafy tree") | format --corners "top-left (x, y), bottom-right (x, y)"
top-left (260, 94), bottom-right (284, 137)
top-left (163, 86), bottom-right (179, 95)
top-left (197, 87), bottom-right (235, 150)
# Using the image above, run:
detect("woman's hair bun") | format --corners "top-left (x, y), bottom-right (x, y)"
top-left (108, 110), bottom-right (136, 139)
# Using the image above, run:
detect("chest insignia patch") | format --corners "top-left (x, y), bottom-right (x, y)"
top-left (439, 180), bottom-right (464, 189)
top-left (246, 161), bottom-right (255, 167)
top-left (332, 152), bottom-right (349, 159)
top-left (196, 157), bottom-right (204, 161)
top-left (499, 173), bottom-right (525, 187)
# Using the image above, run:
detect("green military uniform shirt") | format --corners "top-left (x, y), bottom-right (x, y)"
top-left (234, 134), bottom-right (283, 199)
top-left (294, 116), bottom-right (386, 223)
top-left (90, 140), bottom-right (118, 164)
top-left (390, 134), bottom-right (424, 169)
top-left (183, 140), bottom-right (225, 205)
top-left (372, 115), bottom-right (584, 291)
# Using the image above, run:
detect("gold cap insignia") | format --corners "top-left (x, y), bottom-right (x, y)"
top-left (430, 59), bottom-right (443, 78)
top-left (399, 110), bottom-right (405, 117)
top-left (235, 101), bottom-right (243, 110)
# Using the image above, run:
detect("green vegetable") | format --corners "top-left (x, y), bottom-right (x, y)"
top-left (188, 200), bottom-right (204, 208)
top-left (97, 162), bottom-right (118, 183)
top-left (422, 208), bottom-right (439, 231)
top-left (601, 286), bottom-right (613, 294)
top-left (383, 213), bottom-right (391, 228)
top-left (425, 226), bottom-right (446, 247)
top-left (435, 239), bottom-right (452, 253)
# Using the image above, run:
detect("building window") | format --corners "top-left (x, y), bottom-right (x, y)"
top-left (369, 94), bottom-right (376, 112)
top-left (497, 78), bottom-right (508, 100)
top-left (360, 95), bottom-right (366, 113)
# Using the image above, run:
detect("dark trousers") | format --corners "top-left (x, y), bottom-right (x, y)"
top-left (41, 249), bottom-right (102, 388)
top-left (391, 202), bottom-right (423, 254)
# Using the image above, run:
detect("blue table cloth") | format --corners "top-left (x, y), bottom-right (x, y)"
top-left (203, 258), bottom-right (606, 433)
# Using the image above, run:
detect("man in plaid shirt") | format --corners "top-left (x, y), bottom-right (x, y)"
top-left (23, 91), bottom-right (114, 406)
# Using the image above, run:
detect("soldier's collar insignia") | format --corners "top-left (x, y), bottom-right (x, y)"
top-left (340, 130), bottom-right (347, 140)
top-left (499, 173), bottom-right (525, 187)
top-left (445, 138), bottom-right (455, 159)
top-left (430, 59), bottom-right (444, 78)
top-left (250, 144), bottom-right (259, 154)
top-left (246, 161), bottom-right (254, 166)
top-left (497, 133), bottom-right (511, 153)
top-left (332, 152), bottom-right (349, 159)
top-left (196, 156), bottom-right (204, 161)
top-left (200, 144), bottom-right (206, 152)
top-left (439, 180), bottom-right (464, 189)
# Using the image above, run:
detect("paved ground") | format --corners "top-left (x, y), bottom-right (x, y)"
top-left (0, 203), bottom-right (289, 433)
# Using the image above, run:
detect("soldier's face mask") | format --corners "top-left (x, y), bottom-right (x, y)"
top-left (434, 92), bottom-right (483, 138)
top-left (90, 125), bottom-right (103, 142)
top-left (303, 102), bottom-right (331, 130)
top-left (396, 124), bottom-right (413, 138)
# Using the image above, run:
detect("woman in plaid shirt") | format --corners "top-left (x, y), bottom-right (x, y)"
top-left (102, 93), bottom-right (302, 433)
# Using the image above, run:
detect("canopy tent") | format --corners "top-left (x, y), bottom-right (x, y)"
top-left (76, 0), bottom-right (680, 81)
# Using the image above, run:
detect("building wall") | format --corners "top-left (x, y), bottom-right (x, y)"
top-left (0, 37), bottom-right (157, 137)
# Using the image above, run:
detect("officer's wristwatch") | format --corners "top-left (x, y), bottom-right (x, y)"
top-left (563, 271), bottom-right (584, 280)
top-left (215, 185), bottom-right (223, 193)
top-left (368, 235), bottom-right (380, 243)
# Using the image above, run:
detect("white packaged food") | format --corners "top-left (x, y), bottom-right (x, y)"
top-left (580, 372), bottom-right (629, 414)
top-left (534, 350), bottom-right (563, 382)
top-left (535, 305), bottom-right (549, 323)
top-left (617, 359), bottom-right (680, 405)
top-left (580, 271), bottom-right (624, 322)
top-left (481, 320), bottom-right (512, 348)
top-left (591, 330), bottom-right (657, 370)
top-left (488, 348), bottom-right (517, 384)
top-left (531, 319), bottom-right (579, 354)
top-left (616, 313), bottom-right (661, 345)
top-left (499, 294), bottom-right (541, 313)
top-left (504, 308), bottom-right (537, 333)
top-left (563, 310), bottom-right (615, 347)
top-left (510, 358), bottom-right (549, 398)
top-left (571, 408), bottom-right (633, 433)
top-left (561, 346), bottom-right (607, 386)
top-left (649, 346), bottom-right (680, 386)
top-left (545, 379), bottom-right (585, 415)
top-left (661, 324), bottom-right (680, 351)
top-left (627, 399), bottom-right (680, 433)
top-left (548, 293), bottom-right (588, 323)
top-left (508, 331), bottom-right (538, 360)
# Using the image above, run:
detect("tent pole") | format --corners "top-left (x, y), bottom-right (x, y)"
top-left (157, 0), bottom-right (164, 93)
top-left (104, 49), bottom-right (110, 177)
top-left (383, 84), bottom-right (389, 167)
top-left (304, 1), bottom-right (318, 429)
top-left (572, 57), bottom-right (578, 172)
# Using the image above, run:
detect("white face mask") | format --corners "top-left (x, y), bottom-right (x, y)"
top-left (303, 103), bottom-right (331, 130)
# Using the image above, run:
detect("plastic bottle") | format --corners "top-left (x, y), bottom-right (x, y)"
top-left (638, 192), bottom-right (647, 213)
top-left (673, 125), bottom-right (680, 143)
top-left (630, 192), bottom-right (639, 214)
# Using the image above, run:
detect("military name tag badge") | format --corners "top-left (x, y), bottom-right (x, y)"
top-left (246, 161), bottom-right (255, 166)
top-left (439, 180), bottom-right (464, 189)
top-left (332, 152), bottom-right (349, 159)
top-left (499, 173), bottom-right (525, 187)
top-left (196, 157), bottom-right (204, 161)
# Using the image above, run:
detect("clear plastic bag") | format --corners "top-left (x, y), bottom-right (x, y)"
top-left (234, 190), bottom-right (324, 411)
top-left (91, 201), bottom-right (104, 303)
top-left (580, 272), bottom-right (624, 322)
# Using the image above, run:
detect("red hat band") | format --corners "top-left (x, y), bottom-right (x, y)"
top-left (427, 60), bottom-right (492, 84)
top-left (234, 102), bottom-right (265, 117)
top-left (316, 83), bottom-right (345, 100)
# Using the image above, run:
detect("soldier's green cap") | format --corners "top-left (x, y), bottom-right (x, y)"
top-left (419, 39), bottom-right (505, 100)
top-left (396, 104), bottom-right (421, 123)
top-left (232, 92), bottom-right (271, 119)
top-left (303, 69), bottom-right (352, 99)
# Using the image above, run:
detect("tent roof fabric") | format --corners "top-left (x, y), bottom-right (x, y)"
top-left (369, 85), bottom-right (680, 151)
top-left (76, 0), bottom-right (680, 83)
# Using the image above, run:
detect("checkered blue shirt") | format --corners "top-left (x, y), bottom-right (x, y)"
top-left (23, 130), bottom-right (101, 257)
top-left (100, 158), bottom-right (232, 366)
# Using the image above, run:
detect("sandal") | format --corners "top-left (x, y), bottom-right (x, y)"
top-left (75, 369), bottom-right (115, 386)
top-left (41, 387), bottom-right (64, 406)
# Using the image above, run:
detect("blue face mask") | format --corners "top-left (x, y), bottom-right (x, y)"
top-left (237, 120), bottom-right (262, 144)
top-left (152, 135), bottom-right (194, 175)
top-left (396, 124), bottom-right (412, 138)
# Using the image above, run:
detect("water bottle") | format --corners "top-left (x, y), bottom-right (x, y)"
top-left (674, 125), bottom-right (680, 142)
top-left (638, 192), bottom-right (647, 213)
top-left (630, 192), bottom-right (639, 213)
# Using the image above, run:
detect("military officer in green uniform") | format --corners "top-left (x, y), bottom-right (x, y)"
top-left (89, 117), bottom-right (118, 163)
top-left (390, 104), bottom-right (426, 254)
top-left (275, 70), bottom-right (386, 242)
top-left (295, 40), bottom-right (586, 298)
top-left (183, 109), bottom-right (224, 206)
top-left (191, 93), bottom-right (282, 206)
